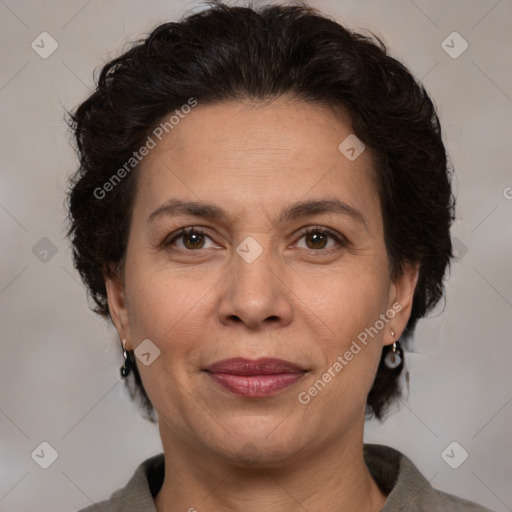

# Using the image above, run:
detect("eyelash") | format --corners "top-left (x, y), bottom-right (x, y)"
top-left (162, 226), bottom-right (348, 256)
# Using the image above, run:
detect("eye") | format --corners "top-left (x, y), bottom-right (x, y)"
top-left (294, 227), bottom-right (347, 254)
top-left (164, 227), bottom-right (216, 251)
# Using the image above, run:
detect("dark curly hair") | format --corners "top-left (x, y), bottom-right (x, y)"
top-left (65, 0), bottom-right (456, 423)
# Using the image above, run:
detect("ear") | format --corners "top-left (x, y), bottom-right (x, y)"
top-left (383, 261), bottom-right (420, 347)
top-left (105, 266), bottom-right (133, 350)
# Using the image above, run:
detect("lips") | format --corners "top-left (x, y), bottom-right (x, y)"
top-left (206, 357), bottom-right (306, 375)
top-left (204, 358), bottom-right (307, 397)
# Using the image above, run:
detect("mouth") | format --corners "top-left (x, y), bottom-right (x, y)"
top-left (204, 357), bottom-right (308, 397)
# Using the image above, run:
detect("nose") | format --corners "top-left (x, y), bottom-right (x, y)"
top-left (217, 245), bottom-right (294, 331)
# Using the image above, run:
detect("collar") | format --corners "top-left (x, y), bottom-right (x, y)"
top-left (98, 443), bottom-right (491, 512)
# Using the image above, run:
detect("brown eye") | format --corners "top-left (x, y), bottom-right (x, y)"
top-left (304, 230), bottom-right (328, 249)
top-left (181, 230), bottom-right (206, 249)
top-left (165, 228), bottom-right (213, 251)
top-left (295, 227), bottom-right (346, 254)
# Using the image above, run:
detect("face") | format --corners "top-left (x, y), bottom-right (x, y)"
top-left (106, 98), bottom-right (419, 467)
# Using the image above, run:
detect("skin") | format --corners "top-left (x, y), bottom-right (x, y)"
top-left (106, 97), bottom-right (419, 512)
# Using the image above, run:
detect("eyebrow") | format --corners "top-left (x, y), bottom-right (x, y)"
top-left (147, 198), bottom-right (368, 231)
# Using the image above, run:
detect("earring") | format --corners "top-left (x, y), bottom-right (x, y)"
top-left (384, 330), bottom-right (402, 369)
top-left (120, 338), bottom-right (131, 378)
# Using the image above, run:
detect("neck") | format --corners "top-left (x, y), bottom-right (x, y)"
top-left (154, 416), bottom-right (387, 512)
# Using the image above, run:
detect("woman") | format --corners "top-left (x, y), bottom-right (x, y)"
top-left (66, 2), bottom-right (495, 511)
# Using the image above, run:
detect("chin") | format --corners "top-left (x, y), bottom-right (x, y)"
top-left (203, 422), bottom-right (308, 468)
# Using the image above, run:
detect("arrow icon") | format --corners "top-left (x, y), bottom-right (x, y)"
top-left (236, 236), bottom-right (263, 263)
top-left (32, 237), bottom-right (58, 262)
top-left (31, 441), bottom-right (58, 469)
top-left (441, 441), bottom-right (468, 469)
top-left (31, 31), bottom-right (59, 59)
top-left (135, 339), bottom-right (161, 366)
top-left (441, 32), bottom-right (468, 59)
top-left (338, 134), bottom-right (365, 161)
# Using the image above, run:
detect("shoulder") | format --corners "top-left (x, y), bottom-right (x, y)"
top-left (425, 488), bottom-right (497, 512)
top-left (75, 453), bottom-right (165, 512)
top-left (363, 443), bottom-right (495, 512)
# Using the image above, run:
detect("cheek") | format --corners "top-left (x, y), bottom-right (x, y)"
top-left (298, 266), bottom-right (389, 407)
top-left (125, 252), bottom-right (210, 336)
top-left (123, 265), bottom-right (210, 403)
top-left (298, 265), bottom-right (388, 338)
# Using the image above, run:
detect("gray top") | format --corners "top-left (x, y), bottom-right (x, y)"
top-left (77, 443), bottom-right (494, 511)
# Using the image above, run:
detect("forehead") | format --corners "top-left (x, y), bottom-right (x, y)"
top-left (133, 99), bottom-right (381, 232)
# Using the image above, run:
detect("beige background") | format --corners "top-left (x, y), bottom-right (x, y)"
top-left (1, 0), bottom-right (511, 511)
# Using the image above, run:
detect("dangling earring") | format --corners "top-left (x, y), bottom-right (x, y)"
top-left (384, 330), bottom-right (402, 369)
top-left (120, 338), bottom-right (131, 378)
